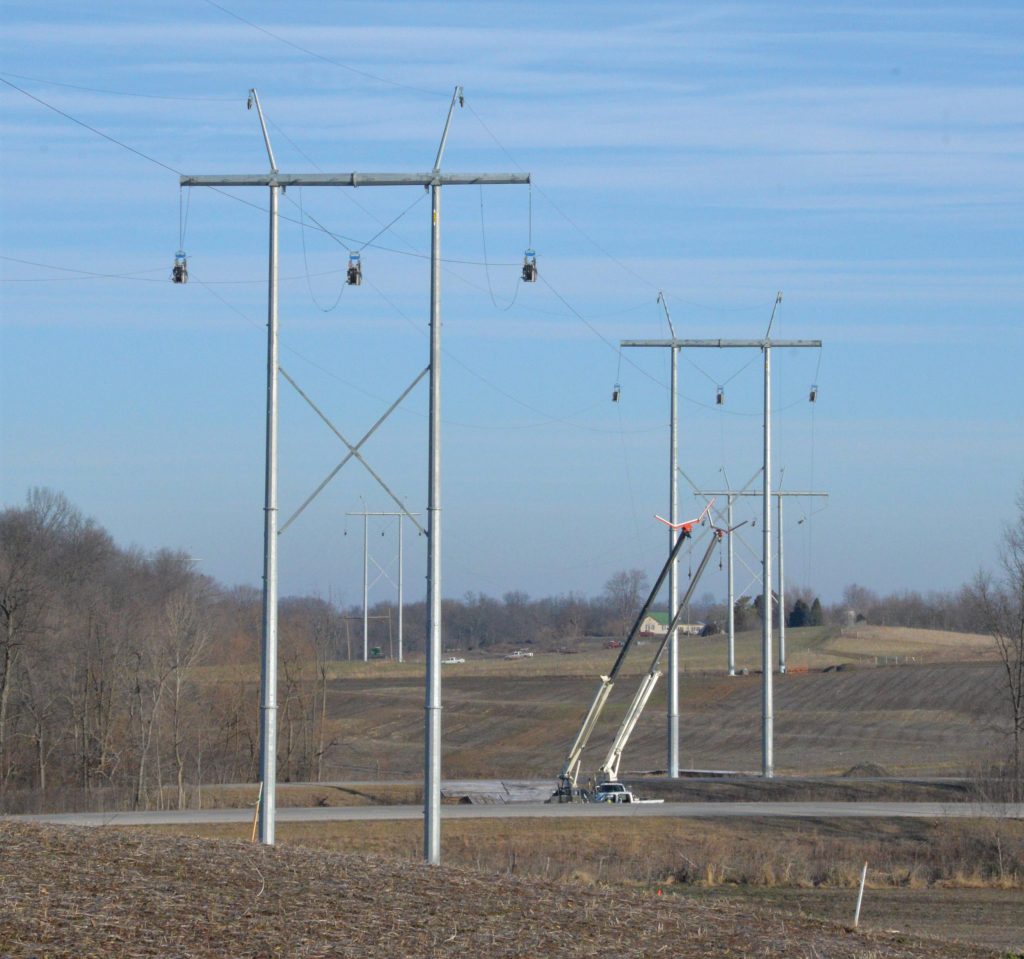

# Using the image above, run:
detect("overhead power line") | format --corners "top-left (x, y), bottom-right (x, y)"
top-left (200, 0), bottom-right (446, 98)
top-left (1, 77), bottom-right (523, 269)
top-left (0, 254), bottom-right (166, 283)
top-left (0, 70), bottom-right (236, 102)
top-left (1, 76), bottom-right (182, 176)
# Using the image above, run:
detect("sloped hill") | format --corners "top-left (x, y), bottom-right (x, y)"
top-left (0, 822), bottom-right (997, 958)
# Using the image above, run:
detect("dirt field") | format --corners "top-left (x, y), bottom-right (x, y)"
top-left (687, 886), bottom-right (1024, 955)
top-left (185, 626), bottom-right (1008, 783)
top-left (194, 624), bottom-right (998, 685)
top-left (0, 821), bottom-right (1005, 959)
top-left (311, 657), bottom-right (1008, 781)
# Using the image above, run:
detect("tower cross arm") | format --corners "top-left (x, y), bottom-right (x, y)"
top-left (180, 172), bottom-right (530, 188)
top-left (696, 491), bottom-right (828, 498)
top-left (620, 339), bottom-right (821, 349)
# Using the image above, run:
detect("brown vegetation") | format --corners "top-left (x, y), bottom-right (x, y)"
top-left (0, 821), bottom-right (1001, 958)
top-left (968, 484), bottom-right (1024, 796)
top-left (161, 814), bottom-right (1024, 893)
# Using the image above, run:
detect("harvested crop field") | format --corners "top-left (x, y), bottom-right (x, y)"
top-left (0, 822), bottom-right (1000, 958)
top-left (301, 660), bottom-right (1007, 781)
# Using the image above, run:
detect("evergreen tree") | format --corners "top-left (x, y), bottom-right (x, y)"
top-left (788, 599), bottom-right (809, 628)
top-left (809, 597), bottom-right (824, 626)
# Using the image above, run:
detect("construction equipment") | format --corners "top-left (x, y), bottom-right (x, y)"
top-left (554, 509), bottom-right (743, 802)
top-left (554, 504), bottom-right (713, 801)
top-left (595, 525), bottom-right (727, 785)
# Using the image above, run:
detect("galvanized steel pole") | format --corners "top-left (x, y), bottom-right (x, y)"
top-left (362, 510), bottom-right (369, 662)
top-left (667, 341), bottom-right (680, 777)
top-left (778, 494), bottom-right (786, 674)
top-left (697, 488), bottom-right (829, 678)
top-left (620, 333), bottom-right (821, 780)
top-left (347, 509), bottom-right (417, 664)
top-left (762, 342), bottom-right (774, 778)
top-left (727, 494), bottom-right (735, 676)
top-left (251, 87), bottom-right (280, 848)
top-left (424, 178), bottom-right (443, 865)
top-left (257, 179), bottom-right (279, 845)
top-left (398, 515), bottom-right (405, 664)
top-left (658, 295), bottom-right (681, 780)
top-left (183, 87), bottom-right (527, 853)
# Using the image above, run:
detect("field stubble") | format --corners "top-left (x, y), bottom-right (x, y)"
top-left (313, 657), bottom-right (1008, 781)
top-left (143, 814), bottom-right (1024, 955)
top-left (1, 821), bottom-right (1007, 959)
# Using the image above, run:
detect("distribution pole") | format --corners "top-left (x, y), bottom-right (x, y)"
top-left (183, 87), bottom-right (528, 854)
top-left (622, 330), bottom-right (821, 780)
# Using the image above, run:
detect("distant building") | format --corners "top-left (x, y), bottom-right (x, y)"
top-left (639, 611), bottom-right (703, 636)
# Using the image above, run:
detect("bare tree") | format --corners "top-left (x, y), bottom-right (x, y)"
top-left (970, 485), bottom-right (1024, 797)
top-left (0, 489), bottom-right (108, 789)
top-left (17, 625), bottom-right (69, 796)
top-left (308, 601), bottom-right (340, 782)
top-left (0, 491), bottom-right (64, 781)
top-left (603, 569), bottom-right (649, 638)
top-left (161, 583), bottom-right (211, 809)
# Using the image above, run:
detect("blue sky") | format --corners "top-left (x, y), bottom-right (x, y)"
top-left (1, 1), bottom-right (1022, 608)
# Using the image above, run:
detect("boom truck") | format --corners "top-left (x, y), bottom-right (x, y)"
top-left (554, 506), bottom-right (742, 802)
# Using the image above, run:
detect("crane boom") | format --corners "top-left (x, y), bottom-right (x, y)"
top-left (554, 520), bottom-right (701, 801)
top-left (598, 528), bottom-right (723, 782)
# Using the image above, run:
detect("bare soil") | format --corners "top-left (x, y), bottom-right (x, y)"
top-left (183, 627), bottom-right (1009, 785)
top-left (627, 774), bottom-right (976, 803)
top-left (310, 659), bottom-right (1007, 781)
top-left (0, 821), bottom-right (1003, 958)
top-left (685, 886), bottom-right (1024, 955)
top-left (194, 781), bottom-right (422, 809)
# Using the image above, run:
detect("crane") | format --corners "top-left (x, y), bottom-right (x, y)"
top-left (554, 511), bottom-right (743, 802)
top-left (554, 504), bottom-right (720, 801)
top-left (596, 524), bottom-right (727, 784)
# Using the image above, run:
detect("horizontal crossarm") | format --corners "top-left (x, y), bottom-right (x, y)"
top-left (621, 339), bottom-right (821, 349)
top-left (181, 172), bottom-right (530, 188)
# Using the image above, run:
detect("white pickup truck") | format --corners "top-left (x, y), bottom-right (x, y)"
top-left (590, 782), bottom-right (663, 804)
top-left (592, 782), bottom-right (635, 803)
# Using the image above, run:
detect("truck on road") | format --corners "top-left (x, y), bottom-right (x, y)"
top-left (591, 782), bottom-right (664, 804)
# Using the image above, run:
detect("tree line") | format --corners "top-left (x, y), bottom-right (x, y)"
top-left (2, 487), bottom-right (1021, 809)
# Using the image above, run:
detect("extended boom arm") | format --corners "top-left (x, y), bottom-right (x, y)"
top-left (598, 528), bottom-right (723, 782)
top-left (555, 518), bottom-right (706, 801)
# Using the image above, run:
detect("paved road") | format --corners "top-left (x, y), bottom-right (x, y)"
top-left (9, 800), bottom-right (1024, 828)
